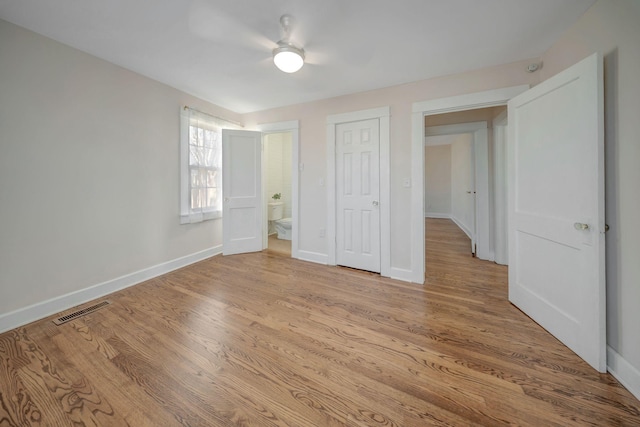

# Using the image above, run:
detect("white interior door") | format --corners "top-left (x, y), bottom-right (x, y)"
top-left (222, 129), bottom-right (263, 255)
top-left (469, 138), bottom-right (477, 255)
top-left (336, 119), bottom-right (381, 272)
top-left (508, 53), bottom-right (605, 372)
top-left (473, 128), bottom-right (491, 260)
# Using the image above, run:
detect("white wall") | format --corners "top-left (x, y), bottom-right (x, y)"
top-left (424, 144), bottom-right (452, 217)
top-left (539, 0), bottom-right (640, 398)
top-left (0, 20), bottom-right (241, 326)
top-left (450, 135), bottom-right (474, 238)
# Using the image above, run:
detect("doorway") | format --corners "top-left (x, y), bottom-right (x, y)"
top-left (424, 133), bottom-right (475, 254)
top-left (424, 109), bottom-right (506, 263)
top-left (410, 85), bottom-right (528, 283)
top-left (327, 107), bottom-right (391, 278)
top-left (259, 120), bottom-right (300, 259)
top-left (264, 131), bottom-right (293, 256)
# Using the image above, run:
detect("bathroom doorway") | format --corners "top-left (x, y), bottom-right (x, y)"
top-left (264, 131), bottom-right (293, 256)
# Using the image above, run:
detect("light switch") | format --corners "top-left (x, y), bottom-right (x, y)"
top-left (319, 178), bottom-right (325, 186)
top-left (403, 178), bottom-right (411, 188)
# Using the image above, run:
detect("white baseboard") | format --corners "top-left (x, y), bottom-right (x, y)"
top-left (450, 216), bottom-right (473, 240)
top-left (607, 346), bottom-right (640, 401)
top-left (425, 212), bottom-right (451, 219)
top-left (389, 267), bottom-right (415, 283)
top-left (0, 245), bottom-right (222, 334)
top-left (297, 250), bottom-right (328, 265)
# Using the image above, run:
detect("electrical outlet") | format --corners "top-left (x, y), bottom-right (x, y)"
top-left (319, 228), bottom-right (326, 237)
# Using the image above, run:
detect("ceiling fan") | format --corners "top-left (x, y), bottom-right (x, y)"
top-left (186, 1), bottom-right (373, 75)
top-left (272, 14), bottom-right (305, 73)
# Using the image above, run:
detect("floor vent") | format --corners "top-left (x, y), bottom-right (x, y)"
top-left (52, 300), bottom-right (111, 325)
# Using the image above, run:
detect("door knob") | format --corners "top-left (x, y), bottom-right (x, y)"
top-left (224, 197), bottom-right (230, 202)
top-left (574, 222), bottom-right (589, 230)
top-left (372, 200), bottom-right (379, 206)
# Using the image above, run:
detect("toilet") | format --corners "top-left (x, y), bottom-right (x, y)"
top-left (274, 217), bottom-right (292, 240)
top-left (268, 201), bottom-right (292, 240)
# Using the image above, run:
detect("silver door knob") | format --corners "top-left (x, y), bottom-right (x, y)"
top-left (574, 222), bottom-right (589, 230)
top-left (224, 197), bottom-right (230, 202)
top-left (372, 200), bottom-right (379, 206)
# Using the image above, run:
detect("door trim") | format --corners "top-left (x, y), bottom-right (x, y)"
top-left (258, 120), bottom-right (300, 260)
top-left (411, 85), bottom-right (529, 283)
top-left (493, 110), bottom-right (508, 265)
top-left (327, 107), bottom-right (390, 277)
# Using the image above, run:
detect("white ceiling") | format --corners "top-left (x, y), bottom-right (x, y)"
top-left (0, 0), bottom-right (595, 113)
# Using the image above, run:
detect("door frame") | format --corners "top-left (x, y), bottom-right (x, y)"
top-left (327, 107), bottom-right (390, 277)
top-left (493, 110), bottom-right (509, 265)
top-left (258, 120), bottom-right (300, 259)
top-left (410, 85), bottom-right (529, 283)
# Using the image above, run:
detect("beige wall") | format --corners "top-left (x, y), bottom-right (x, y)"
top-left (540, 0), bottom-right (640, 390)
top-left (424, 144), bottom-right (452, 216)
top-left (0, 20), bottom-right (240, 317)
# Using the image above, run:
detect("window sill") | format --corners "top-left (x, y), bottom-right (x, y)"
top-left (180, 210), bottom-right (222, 224)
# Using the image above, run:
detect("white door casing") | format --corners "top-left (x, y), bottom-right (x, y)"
top-left (336, 119), bottom-right (381, 273)
top-left (327, 106), bottom-right (390, 278)
top-left (493, 110), bottom-right (508, 265)
top-left (508, 53), bottom-right (605, 372)
top-left (469, 135), bottom-right (477, 255)
top-left (222, 129), bottom-right (263, 255)
top-left (412, 85), bottom-right (530, 283)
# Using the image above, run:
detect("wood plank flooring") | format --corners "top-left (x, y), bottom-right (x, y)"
top-left (267, 234), bottom-right (291, 256)
top-left (1, 218), bottom-right (638, 426)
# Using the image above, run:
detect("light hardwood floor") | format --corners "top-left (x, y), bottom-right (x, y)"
top-left (0, 218), bottom-right (638, 426)
top-left (267, 234), bottom-right (291, 256)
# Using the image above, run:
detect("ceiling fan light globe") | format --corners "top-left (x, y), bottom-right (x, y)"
top-left (273, 45), bottom-right (305, 73)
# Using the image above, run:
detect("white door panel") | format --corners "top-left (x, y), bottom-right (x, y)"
top-left (508, 53), bottom-right (605, 372)
top-left (336, 119), bottom-right (381, 272)
top-left (222, 129), bottom-right (263, 255)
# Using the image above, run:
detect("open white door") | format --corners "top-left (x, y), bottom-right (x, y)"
top-left (222, 129), bottom-right (263, 255)
top-left (469, 136), bottom-right (477, 256)
top-left (473, 128), bottom-right (491, 260)
top-left (508, 53), bottom-right (605, 372)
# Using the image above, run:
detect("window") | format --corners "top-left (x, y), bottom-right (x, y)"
top-left (180, 107), bottom-right (224, 224)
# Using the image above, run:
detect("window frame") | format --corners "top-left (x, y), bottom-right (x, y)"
top-left (179, 108), bottom-right (223, 224)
